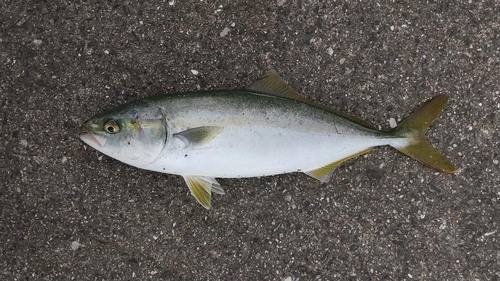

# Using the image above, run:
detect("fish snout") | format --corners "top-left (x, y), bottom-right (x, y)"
top-left (79, 123), bottom-right (107, 148)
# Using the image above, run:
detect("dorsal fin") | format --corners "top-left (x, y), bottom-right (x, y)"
top-left (247, 70), bottom-right (376, 129)
top-left (246, 70), bottom-right (306, 101)
top-left (326, 107), bottom-right (376, 129)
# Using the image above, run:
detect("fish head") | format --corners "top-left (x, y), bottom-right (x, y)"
top-left (80, 101), bottom-right (168, 167)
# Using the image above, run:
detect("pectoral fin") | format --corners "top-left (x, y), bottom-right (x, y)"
top-left (305, 148), bottom-right (372, 183)
top-left (183, 176), bottom-right (225, 209)
top-left (174, 126), bottom-right (223, 147)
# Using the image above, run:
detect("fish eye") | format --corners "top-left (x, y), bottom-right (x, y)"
top-left (103, 120), bottom-right (120, 134)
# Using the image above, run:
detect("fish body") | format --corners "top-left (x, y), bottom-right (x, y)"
top-left (145, 90), bottom-right (398, 177)
top-left (80, 71), bottom-right (456, 209)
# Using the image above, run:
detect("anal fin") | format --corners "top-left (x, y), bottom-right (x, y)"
top-left (183, 176), bottom-right (225, 209)
top-left (305, 148), bottom-right (372, 183)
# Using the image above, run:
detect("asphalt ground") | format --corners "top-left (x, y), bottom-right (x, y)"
top-left (1, 1), bottom-right (499, 280)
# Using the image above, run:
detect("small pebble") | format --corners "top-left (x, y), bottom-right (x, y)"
top-left (220, 27), bottom-right (230, 37)
top-left (20, 139), bottom-right (28, 147)
top-left (71, 241), bottom-right (81, 250)
top-left (17, 18), bottom-right (26, 27)
top-left (389, 118), bottom-right (397, 128)
top-left (277, 0), bottom-right (286, 6)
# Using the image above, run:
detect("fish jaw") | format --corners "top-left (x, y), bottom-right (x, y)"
top-left (80, 131), bottom-right (107, 148)
top-left (79, 120), bottom-right (108, 148)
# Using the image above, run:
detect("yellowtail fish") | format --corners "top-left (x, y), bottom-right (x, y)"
top-left (80, 71), bottom-right (456, 209)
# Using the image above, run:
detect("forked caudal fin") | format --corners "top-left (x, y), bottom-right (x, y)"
top-left (393, 95), bottom-right (457, 173)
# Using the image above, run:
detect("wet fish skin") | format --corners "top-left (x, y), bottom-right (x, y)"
top-left (80, 71), bottom-right (456, 209)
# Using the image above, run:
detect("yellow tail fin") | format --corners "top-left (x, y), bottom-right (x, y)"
top-left (394, 95), bottom-right (457, 173)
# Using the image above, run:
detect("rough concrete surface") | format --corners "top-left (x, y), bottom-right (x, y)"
top-left (1, 1), bottom-right (499, 280)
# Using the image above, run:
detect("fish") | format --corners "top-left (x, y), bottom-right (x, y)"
top-left (80, 71), bottom-right (457, 209)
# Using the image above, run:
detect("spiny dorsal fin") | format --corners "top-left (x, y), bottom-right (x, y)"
top-left (305, 148), bottom-right (372, 183)
top-left (183, 176), bottom-right (225, 209)
top-left (248, 71), bottom-right (376, 129)
top-left (174, 126), bottom-right (223, 147)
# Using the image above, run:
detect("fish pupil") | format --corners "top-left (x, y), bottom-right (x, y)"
top-left (102, 119), bottom-right (121, 134)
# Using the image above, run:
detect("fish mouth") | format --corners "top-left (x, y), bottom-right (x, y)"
top-left (79, 127), bottom-right (107, 148)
